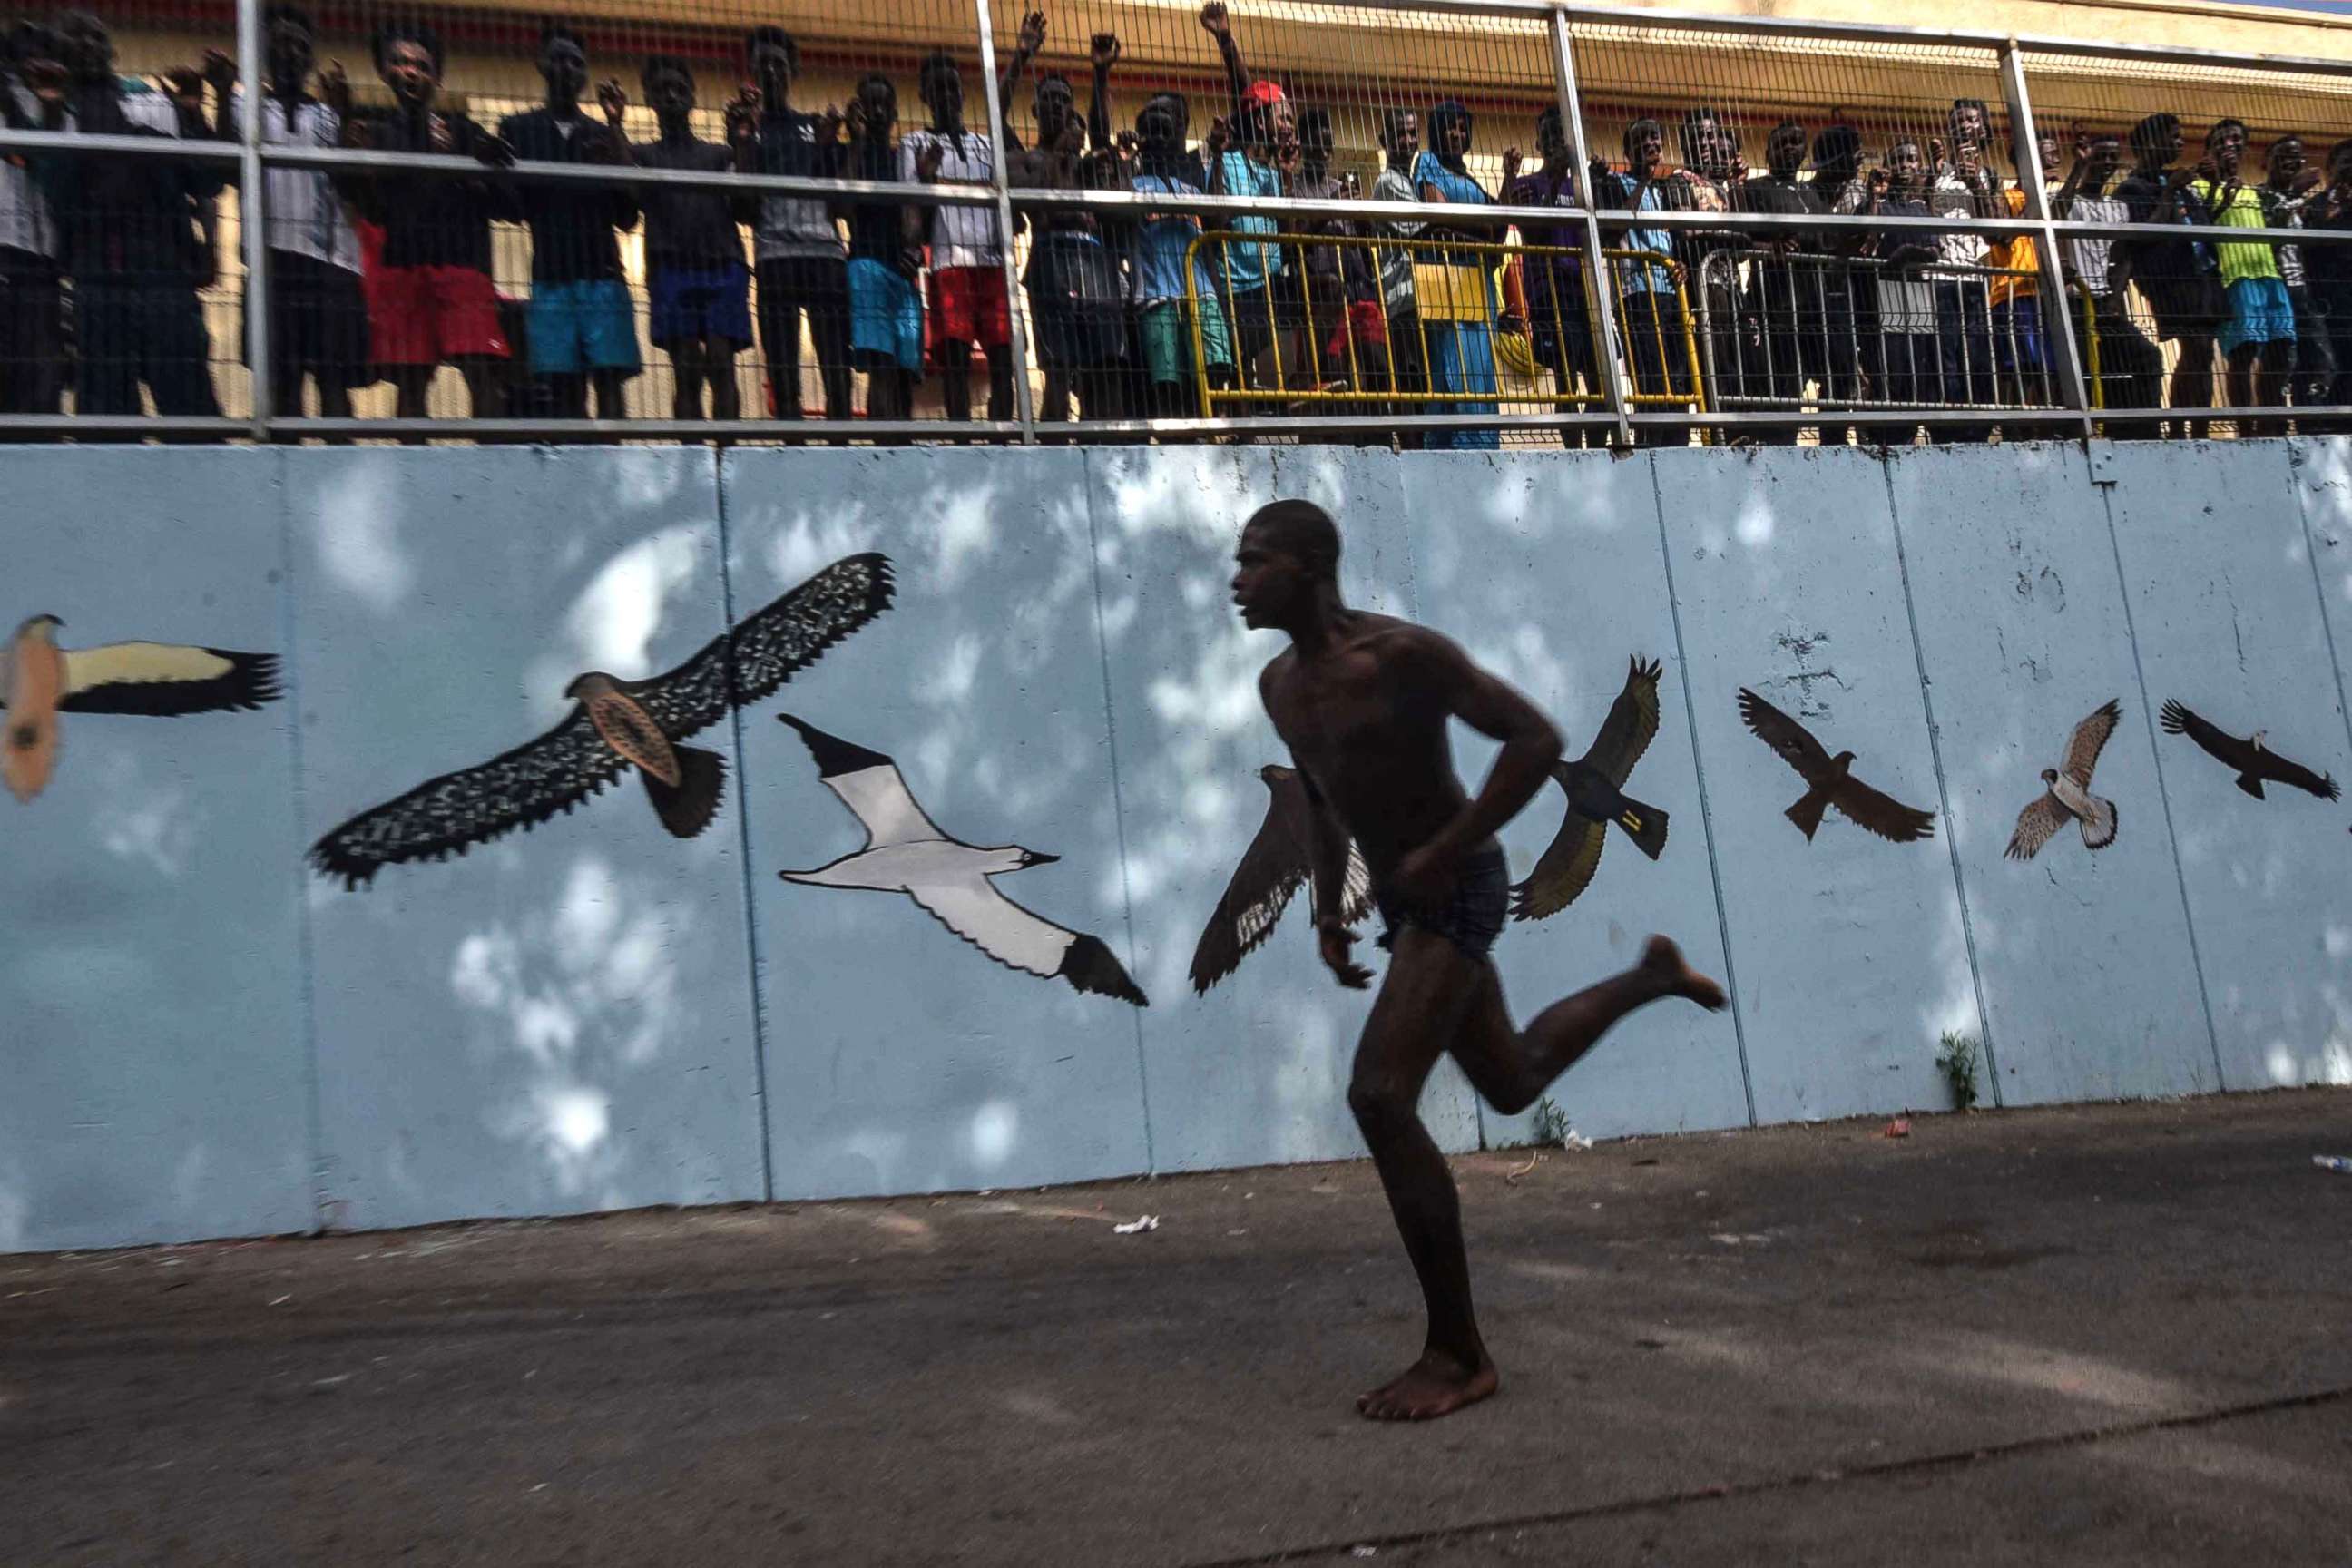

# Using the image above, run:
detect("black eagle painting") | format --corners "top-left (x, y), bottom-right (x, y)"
top-left (1738, 688), bottom-right (1937, 844)
top-left (1189, 763), bottom-right (1373, 995)
top-left (3, 614), bottom-right (281, 804)
top-left (777, 714), bottom-right (1148, 1007)
top-left (309, 553), bottom-right (894, 887)
top-left (1512, 655), bottom-right (1671, 921)
top-left (2161, 700), bottom-right (2341, 804)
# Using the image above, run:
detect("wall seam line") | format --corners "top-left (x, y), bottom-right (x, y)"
top-left (276, 448), bottom-right (327, 1231)
top-left (1648, 453), bottom-right (1758, 1128)
top-left (1078, 451), bottom-right (1156, 1173)
top-left (1879, 455), bottom-right (2001, 1106)
top-left (2097, 463), bottom-right (2226, 1093)
top-left (714, 451), bottom-right (777, 1203)
top-left (2286, 443), bottom-right (2352, 782)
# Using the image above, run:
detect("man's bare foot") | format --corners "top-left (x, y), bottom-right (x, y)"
top-left (1356, 1349), bottom-right (1499, 1421)
top-left (1641, 934), bottom-right (1727, 1011)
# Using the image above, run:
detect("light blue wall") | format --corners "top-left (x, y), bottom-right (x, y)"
top-left (5, 439), bottom-right (2347, 1251)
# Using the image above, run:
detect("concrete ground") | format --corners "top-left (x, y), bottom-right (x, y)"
top-left (5, 1091), bottom-right (2349, 1567)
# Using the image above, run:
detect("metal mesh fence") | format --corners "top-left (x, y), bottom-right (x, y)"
top-left (3, 1), bottom-right (2352, 440)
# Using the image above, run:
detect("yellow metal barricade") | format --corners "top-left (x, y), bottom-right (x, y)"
top-left (1176, 231), bottom-right (1704, 425)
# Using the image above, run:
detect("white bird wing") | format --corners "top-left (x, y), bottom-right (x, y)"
top-left (55, 642), bottom-right (281, 715)
top-left (904, 865), bottom-right (1073, 979)
top-left (826, 760), bottom-right (946, 849)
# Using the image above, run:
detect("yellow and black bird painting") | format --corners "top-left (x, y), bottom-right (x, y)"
top-left (2, 614), bottom-right (282, 804)
top-left (1512, 655), bottom-right (1671, 921)
top-left (309, 553), bottom-right (893, 887)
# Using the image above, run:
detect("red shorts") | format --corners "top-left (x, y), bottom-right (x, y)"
top-left (1327, 299), bottom-right (1391, 359)
top-left (925, 264), bottom-right (1011, 362)
top-left (371, 263), bottom-right (510, 366)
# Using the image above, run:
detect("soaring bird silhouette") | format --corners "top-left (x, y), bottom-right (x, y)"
top-left (1513, 655), bottom-right (1671, 920)
top-left (1189, 764), bottom-right (1372, 994)
top-left (3, 614), bottom-right (281, 803)
top-left (2161, 700), bottom-right (2341, 802)
top-left (779, 714), bottom-right (1148, 1007)
top-left (309, 554), bottom-right (893, 887)
top-left (2006, 699), bottom-right (2123, 860)
top-left (1738, 687), bottom-right (1936, 843)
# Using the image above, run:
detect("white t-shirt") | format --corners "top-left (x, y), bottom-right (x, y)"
top-left (245, 92), bottom-right (362, 274)
top-left (1, 83), bottom-right (59, 258)
top-left (900, 128), bottom-right (1003, 269)
top-left (1932, 169), bottom-right (1992, 268)
top-left (2068, 190), bottom-right (2127, 296)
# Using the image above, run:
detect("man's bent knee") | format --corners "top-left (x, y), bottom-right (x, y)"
top-left (1348, 1076), bottom-right (1421, 1141)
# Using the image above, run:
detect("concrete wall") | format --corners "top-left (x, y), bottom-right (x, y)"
top-left (5, 439), bottom-right (2348, 1252)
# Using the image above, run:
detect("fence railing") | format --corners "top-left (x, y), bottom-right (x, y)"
top-left (4, 0), bottom-right (2352, 445)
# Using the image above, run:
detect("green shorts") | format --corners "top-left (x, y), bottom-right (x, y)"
top-left (1141, 299), bottom-right (1233, 386)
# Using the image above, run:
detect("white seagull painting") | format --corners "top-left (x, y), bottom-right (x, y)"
top-left (777, 714), bottom-right (1149, 1007)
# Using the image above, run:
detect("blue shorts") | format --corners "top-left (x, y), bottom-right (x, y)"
top-left (2220, 276), bottom-right (2295, 356)
top-left (527, 278), bottom-right (642, 375)
top-left (848, 257), bottom-right (923, 373)
top-left (649, 263), bottom-right (752, 352)
top-left (1374, 844), bottom-right (1510, 962)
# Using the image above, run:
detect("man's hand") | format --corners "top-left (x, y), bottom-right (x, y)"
top-left (1318, 921), bottom-right (1373, 990)
top-left (844, 95), bottom-right (867, 142)
top-left (320, 60), bottom-right (351, 119)
top-left (1091, 32), bottom-right (1121, 71)
top-left (1016, 9), bottom-right (1047, 55)
top-left (818, 103), bottom-right (845, 143)
top-left (470, 126), bottom-right (516, 168)
top-left (162, 65), bottom-right (208, 115)
top-left (916, 140), bottom-right (945, 181)
top-left (1501, 144), bottom-right (1523, 186)
top-left (1198, 1), bottom-right (1231, 40)
top-left (202, 47), bottom-right (237, 95)
top-left (724, 84), bottom-right (760, 142)
top-left (1867, 165), bottom-right (1890, 199)
top-left (1206, 114), bottom-right (1230, 155)
top-left (595, 78), bottom-right (627, 126)
top-left (24, 56), bottom-right (69, 114)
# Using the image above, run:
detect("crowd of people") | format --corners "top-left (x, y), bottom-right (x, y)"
top-left (5, 3), bottom-right (2352, 440)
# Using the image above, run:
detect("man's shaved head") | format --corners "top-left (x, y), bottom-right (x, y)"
top-left (1243, 499), bottom-right (1340, 579)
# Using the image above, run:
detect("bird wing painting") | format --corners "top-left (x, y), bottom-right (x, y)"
top-left (3, 615), bottom-right (282, 803)
top-left (1737, 687), bottom-right (1936, 844)
top-left (2006, 699), bottom-right (2122, 860)
top-left (778, 714), bottom-right (1148, 1007)
top-left (2161, 700), bottom-right (2341, 803)
top-left (1189, 763), bottom-right (1372, 995)
top-left (1513, 655), bottom-right (1670, 921)
top-left (309, 553), bottom-right (893, 887)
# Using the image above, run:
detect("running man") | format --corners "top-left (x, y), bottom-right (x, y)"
top-left (1234, 499), bottom-right (1726, 1422)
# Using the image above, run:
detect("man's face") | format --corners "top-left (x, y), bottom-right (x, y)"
top-left (2085, 137), bottom-right (2124, 183)
top-left (57, 12), bottom-right (109, 82)
top-left (2210, 122), bottom-right (2247, 176)
top-left (1627, 124), bottom-right (1662, 173)
top-left (1766, 125), bottom-right (1805, 179)
top-left (267, 17), bottom-right (313, 86)
top-left (1383, 112), bottom-right (1419, 164)
top-left (381, 38), bottom-right (436, 106)
top-left (1138, 95), bottom-right (1181, 152)
top-left (649, 67), bottom-right (694, 119)
top-left (750, 41), bottom-right (793, 100)
top-left (2037, 133), bottom-right (2060, 178)
top-left (1270, 99), bottom-right (1298, 151)
top-left (923, 65), bottom-right (964, 124)
top-left (1690, 117), bottom-right (1733, 178)
top-left (540, 37), bottom-right (587, 100)
top-left (1536, 116), bottom-right (1568, 165)
top-left (1035, 79), bottom-right (1073, 145)
top-left (1949, 103), bottom-right (1987, 152)
top-left (856, 78), bottom-right (892, 131)
top-left (1891, 142), bottom-right (1924, 184)
top-left (2332, 145), bottom-right (2352, 188)
top-left (1232, 526), bottom-right (1311, 629)
top-left (2269, 137), bottom-right (2305, 184)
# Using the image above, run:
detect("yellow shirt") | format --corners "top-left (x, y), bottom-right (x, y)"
top-left (1987, 188), bottom-right (2039, 306)
top-left (2187, 179), bottom-right (2282, 287)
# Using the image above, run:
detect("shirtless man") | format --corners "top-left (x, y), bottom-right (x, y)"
top-left (1236, 498), bottom-right (1726, 1421)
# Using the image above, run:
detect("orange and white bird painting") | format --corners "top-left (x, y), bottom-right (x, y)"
top-left (2, 614), bottom-right (283, 804)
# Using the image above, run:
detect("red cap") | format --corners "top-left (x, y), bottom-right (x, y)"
top-left (1243, 79), bottom-right (1286, 108)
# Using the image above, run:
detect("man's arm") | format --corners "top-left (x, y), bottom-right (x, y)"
top-left (999, 9), bottom-right (1044, 126)
top-left (1198, 3), bottom-right (1248, 125)
top-left (1404, 628), bottom-right (1563, 868)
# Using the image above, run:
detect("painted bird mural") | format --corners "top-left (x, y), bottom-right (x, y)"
top-left (3, 614), bottom-right (281, 803)
top-left (1738, 687), bottom-right (1936, 843)
top-left (2161, 700), bottom-right (2341, 802)
top-left (2006, 698), bottom-right (2122, 860)
top-left (779, 714), bottom-right (1148, 1006)
top-left (1190, 763), bottom-right (1372, 995)
top-left (309, 553), bottom-right (893, 887)
top-left (1512, 655), bottom-right (1670, 920)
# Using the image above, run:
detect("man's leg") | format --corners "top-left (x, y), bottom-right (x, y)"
top-left (1347, 926), bottom-right (1496, 1422)
top-left (755, 260), bottom-right (808, 422)
top-left (1446, 934), bottom-right (1724, 1119)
